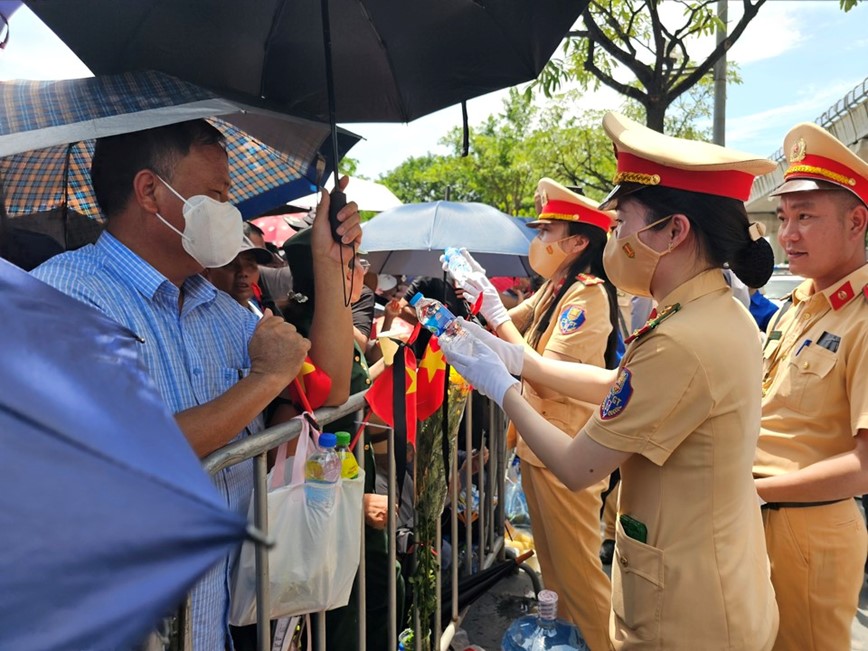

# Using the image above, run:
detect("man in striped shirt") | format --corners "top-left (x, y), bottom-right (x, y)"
top-left (32, 120), bottom-right (362, 650)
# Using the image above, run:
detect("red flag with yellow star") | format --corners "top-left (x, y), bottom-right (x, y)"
top-left (365, 346), bottom-right (418, 445)
top-left (285, 356), bottom-right (332, 411)
top-left (416, 336), bottom-right (447, 421)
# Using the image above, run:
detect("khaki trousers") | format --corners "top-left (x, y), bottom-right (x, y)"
top-left (521, 460), bottom-right (613, 651)
top-left (763, 498), bottom-right (867, 651)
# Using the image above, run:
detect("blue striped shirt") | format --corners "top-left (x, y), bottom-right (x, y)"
top-left (32, 232), bottom-right (261, 651)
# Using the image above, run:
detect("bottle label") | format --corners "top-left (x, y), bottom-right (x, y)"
top-left (422, 307), bottom-right (453, 336)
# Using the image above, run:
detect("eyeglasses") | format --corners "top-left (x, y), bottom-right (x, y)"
top-left (348, 257), bottom-right (371, 271)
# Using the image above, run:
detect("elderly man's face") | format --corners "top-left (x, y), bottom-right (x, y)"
top-left (205, 251), bottom-right (261, 306)
top-left (154, 143), bottom-right (231, 254)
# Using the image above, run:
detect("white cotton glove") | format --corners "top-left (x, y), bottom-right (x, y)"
top-left (458, 318), bottom-right (524, 375)
top-left (440, 248), bottom-right (510, 329)
top-left (439, 327), bottom-right (520, 408)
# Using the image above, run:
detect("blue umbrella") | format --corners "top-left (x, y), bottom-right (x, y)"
top-left (0, 258), bottom-right (249, 651)
top-left (0, 71), bottom-right (360, 224)
top-left (361, 201), bottom-right (532, 277)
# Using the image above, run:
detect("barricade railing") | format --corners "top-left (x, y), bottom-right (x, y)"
top-left (171, 388), bottom-right (508, 651)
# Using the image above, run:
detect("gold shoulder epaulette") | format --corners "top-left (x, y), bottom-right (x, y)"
top-left (576, 273), bottom-right (604, 286)
top-left (624, 303), bottom-right (681, 344)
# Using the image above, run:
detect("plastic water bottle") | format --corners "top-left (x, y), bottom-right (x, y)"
top-left (335, 431), bottom-right (360, 479)
top-left (304, 432), bottom-right (341, 509)
top-left (408, 292), bottom-right (466, 342)
top-left (502, 590), bottom-right (589, 651)
top-left (443, 247), bottom-right (474, 285)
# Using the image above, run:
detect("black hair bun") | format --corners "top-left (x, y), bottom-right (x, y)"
top-left (731, 238), bottom-right (774, 289)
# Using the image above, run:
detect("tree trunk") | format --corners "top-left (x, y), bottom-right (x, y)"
top-left (645, 100), bottom-right (667, 133)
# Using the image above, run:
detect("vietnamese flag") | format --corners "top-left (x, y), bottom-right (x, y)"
top-left (416, 336), bottom-right (447, 421)
top-left (365, 345), bottom-right (418, 446)
top-left (285, 356), bottom-right (332, 411)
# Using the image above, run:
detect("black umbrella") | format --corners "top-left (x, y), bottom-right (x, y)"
top-left (26, 0), bottom-right (587, 239)
top-left (25, 0), bottom-right (587, 125)
top-left (439, 550), bottom-right (535, 628)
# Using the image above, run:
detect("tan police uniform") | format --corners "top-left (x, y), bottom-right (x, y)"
top-left (584, 112), bottom-right (779, 650)
top-left (508, 179), bottom-right (615, 651)
top-left (753, 122), bottom-right (868, 651)
top-left (585, 271), bottom-right (778, 650)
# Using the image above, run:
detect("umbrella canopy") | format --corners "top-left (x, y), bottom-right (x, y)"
top-left (24, 0), bottom-right (588, 124)
top-left (0, 258), bottom-right (248, 650)
top-left (439, 550), bottom-right (535, 628)
top-left (294, 177), bottom-right (402, 212)
top-left (0, 71), bottom-right (361, 223)
top-left (250, 211), bottom-right (311, 247)
top-left (360, 201), bottom-right (532, 277)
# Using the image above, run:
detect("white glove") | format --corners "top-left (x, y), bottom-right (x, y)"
top-left (440, 248), bottom-right (509, 329)
top-left (458, 318), bottom-right (524, 375)
top-left (439, 328), bottom-right (520, 407)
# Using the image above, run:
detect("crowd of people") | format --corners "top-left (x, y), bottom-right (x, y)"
top-left (2, 107), bottom-right (867, 651)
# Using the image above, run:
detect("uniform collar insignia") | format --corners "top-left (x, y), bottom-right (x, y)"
top-left (624, 303), bottom-right (681, 344)
top-left (826, 280), bottom-right (855, 311)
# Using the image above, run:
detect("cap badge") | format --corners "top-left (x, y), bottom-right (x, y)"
top-left (539, 190), bottom-right (549, 205)
top-left (622, 242), bottom-right (636, 258)
top-left (789, 137), bottom-right (807, 163)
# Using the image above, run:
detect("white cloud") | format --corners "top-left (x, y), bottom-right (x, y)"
top-left (727, 80), bottom-right (859, 155)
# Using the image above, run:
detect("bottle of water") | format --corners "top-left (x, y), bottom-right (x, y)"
top-left (335, 431), bottom-right (360, 479)
top-left (304, 432), bottom-right (341, 509)
top-left (443, 247), bottom-right (474, 285)
top-left (502, 590), bottom-right (589, 651)
top-left (408, 292), bottom-right (465, 342)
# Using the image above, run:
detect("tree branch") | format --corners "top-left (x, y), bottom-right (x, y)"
top-left (670, 0), bottom-right (767, 102)
top-left (581, 5), bottom-right (654, 89)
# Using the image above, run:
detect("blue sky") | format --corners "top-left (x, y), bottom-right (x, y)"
top-left (2, 1), bottom-right (867, 180)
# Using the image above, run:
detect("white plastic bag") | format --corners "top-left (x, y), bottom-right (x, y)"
top-left (230, 416), bottom-right (364, 625)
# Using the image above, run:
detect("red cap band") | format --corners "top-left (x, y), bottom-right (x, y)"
top-left (616, 152), bottom-right (757, 201)
top-left (539, 200), bottom-right (611, 231)
top-left (784, 153), bottom-right (868, 205)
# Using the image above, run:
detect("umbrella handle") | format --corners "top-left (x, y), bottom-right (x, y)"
top-left (328, 188), bottom-right (347, 243)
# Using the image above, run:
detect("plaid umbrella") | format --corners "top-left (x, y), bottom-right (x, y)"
top-left (0, 71), bottom-right (360, 232)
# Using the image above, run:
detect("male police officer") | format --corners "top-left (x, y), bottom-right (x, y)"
top-left (755, 122), bottom-right (868, 651)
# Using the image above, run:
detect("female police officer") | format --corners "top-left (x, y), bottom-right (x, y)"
top-left (448, 179), bottom-right (619, 650)
top-left (442, 113), bottom-right (780, 650)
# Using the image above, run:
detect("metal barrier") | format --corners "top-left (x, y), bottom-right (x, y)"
top-left (179, 388), bottom-right (508, 651)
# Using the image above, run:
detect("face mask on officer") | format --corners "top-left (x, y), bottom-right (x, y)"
top-left (603, 215), bottom-right (674, 297)
top-left (154, 175), bottom-right (243, 269)
top-left (528, 233), bottom-right (575, 280)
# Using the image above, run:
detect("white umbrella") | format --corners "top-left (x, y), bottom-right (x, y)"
top-left (294, 177), bottom-right (403, 212)
top-left (360, 200), bottom-right (531, 277)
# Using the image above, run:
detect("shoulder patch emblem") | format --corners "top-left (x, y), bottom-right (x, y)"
top-left (558, 304), bottom-right (586, 334)
top-left (600, 368), bottom-right (633, 420)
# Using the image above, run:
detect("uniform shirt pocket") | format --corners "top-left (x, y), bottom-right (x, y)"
top-left (785, 345), bottom-right (836, 415)
top-left (612, 520), bottom-right (664, 642)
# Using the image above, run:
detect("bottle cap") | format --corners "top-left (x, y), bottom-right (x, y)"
top-left (537, 589), bottom-right (558, 620)
top-left (318, 432), bottom-right (337, 448)
top-left (335, 431), bottom-right (351, 447)
top-left (408, 292), bottom-right (424, 306)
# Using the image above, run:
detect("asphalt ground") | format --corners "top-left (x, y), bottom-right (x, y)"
top-left (460, 534), bottom-right (868, 650)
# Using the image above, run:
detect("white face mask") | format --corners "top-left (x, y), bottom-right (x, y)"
top-left (154, 176), bottom-right (243, 268)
